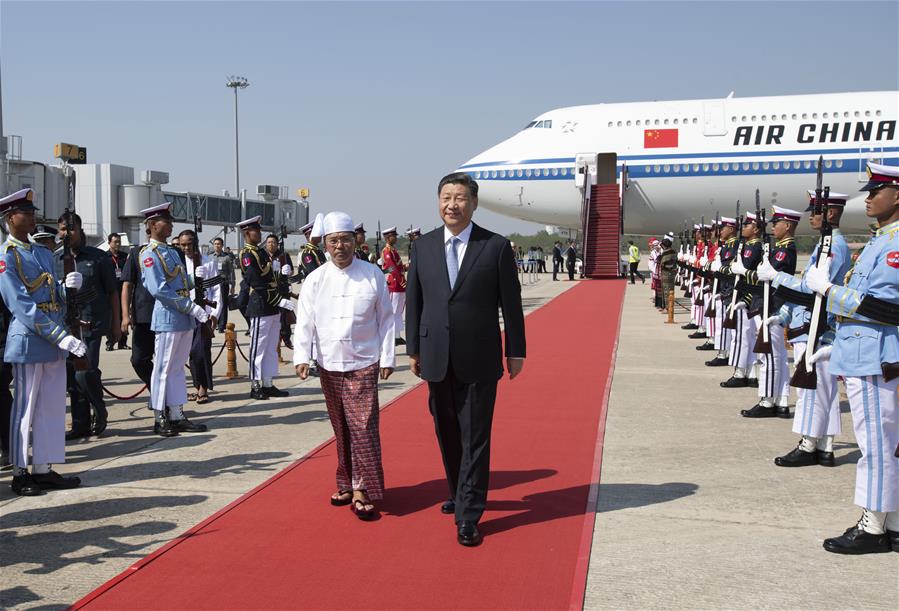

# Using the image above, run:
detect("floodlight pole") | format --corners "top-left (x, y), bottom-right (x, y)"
top-left (226, 75), bottom-right (249, 247)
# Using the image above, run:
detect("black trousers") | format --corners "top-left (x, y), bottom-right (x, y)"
top-left (0, 362), bottom-right (11, 456)
top-left (629, 262), bottom-right (644, 283)
top-left (216, 284), bottom-right (230, 332)
top-left (189, 324), bottom-right (214, 391)
top-left (427, 364), bottom-right (498, 523)
top-left (552, 259), bottom-right (562, 280)
top-left (68, 334), bottom-right (107, 432)
top-left (131, 322), bottom-right (155, 391)
top-left (567, 260), bottom-right (575, 280)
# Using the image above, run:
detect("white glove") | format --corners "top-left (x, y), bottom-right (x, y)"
top-left (731, 258), bottom-right (747, 276)
top-left (194, 265), bottom-right (206, 279)
top-left (278, 298), bottom-right (296, 312)
top-left (699, 256), bottom-right (708, 267)
top-left (764, 315), bottom-right (782, 327)
top-left (65, 272), bottom-right (83, 290)
top-left (272, 260), bottom-right (282, 274)
top-left (711, 259), bottom-right (722, 272)
top-left (733, 301), bottom-right (747, 312)
top-left (677, 253), bottom-right (684, 262)
top-left (808, 345), bottom-right (832, 364)
top-left (189, 303), bottom-right (210, 323)
top-left (58, 335), bottom-right (87, 357)
top-left (689, 256), bottom-right (697, 266)
top-left (805, 258), bottom-right (833, 295)
top-left (756, 258), bottom-right (777, 283)
top-left (281, 264), bottom-right (293, 276)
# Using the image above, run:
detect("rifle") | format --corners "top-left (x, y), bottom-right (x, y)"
top-left (376, 220), bottom-right (382, 267)
top-left (683, 222), bottom-right (694, 297)
top-left (723, 201), bottom-right (743, 330)
top-left (753, 190), bottom-right (773, 354)
top-left (190, 211), bottom-right (223, 339)
top-left (62, 166), bottom-right (91, 371)
top-left (791, 156), bottom-right (830, 389)
top-left (695, 215), bottom-right (706, 307)
top-left (705, 211), bottom-right (720, 318)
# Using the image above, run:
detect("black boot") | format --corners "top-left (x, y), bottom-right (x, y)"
top-left (681, 323), bottom-right (698, 330)
top-left (172, 415), bottom-right (208, 433)
top-left (153, 408), bottom-right (180, 437)
top-left (720, 376), bottom-right (749, 388)
top-left (741, 403), bottom-right (777, 418)
top-left (262, 385), bottom-right (289, 398)
top-left (687, 331), bottom-right (708, 339)
top-left (11, 472), bottom-right (44, 496)
top-left (774, 445), bottom-right (817, 467)
top-left (250, 384), bottom-right (269, 400)
top-left (705, 356), bottom-right (729, 367)
top-left (696, 342), bottom-right (716, 351)
top-left (31, 469), bottom-right (81, 490)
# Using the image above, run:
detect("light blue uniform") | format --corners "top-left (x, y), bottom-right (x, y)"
top-left (139, 239), bottom-right (195, 333)
top-left (771, 229), bottom-right (850, 346)
top-left (0, 236), bottom-right (67, 363)
top-left (826, 221), bottom-right (899, 376)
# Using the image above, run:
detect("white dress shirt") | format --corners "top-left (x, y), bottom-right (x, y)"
top-left (444, 222), bottom-right (473, 265)
top-left (186, 254), bottom-right (223, 321)
top-left (293, 258), bottom-right (395, 371)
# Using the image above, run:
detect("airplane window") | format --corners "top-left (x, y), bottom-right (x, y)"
top-left (875, 110), bottom-right (881, 116)
top-left (742, 162), bottom-right (750, 170)
top-left (692, 164), bottom-right (700, 172)
top-left (741, 115), bottom-right (747, 121)
top-left (516, 169), bottom-right (523, 177)
top-left (793, 161), bottom-right (801, 169)
top-left (474, 172), bottom-right (481, 179)
top-left (524, 121), bottom-right (536, 129)
top-left (525, 169), bottom-right (532, 177)
top-left (663, 165), bottom-right (671, 173)
top-left (751, 115), bottom-right (757, 121)
top-left (663, 119), bottom-right (669, 125)
top-left (608, 122), bottom-right (613, 128)
top-left (761, 115), bottom-right (767, 121)
top-left (673, 119), bottom-right (678, 125)
top-left (543, 168), bottom-right (549, 176)
top-left (854, 111), bottom-right (860, 117)
top-left (654, 119), bottom-right (660, 125)
top-left (823, 113), bottom-right (829, 119)
top-left (535, 121), bottom-right (544, 128)
top-left (803, 161), bottom-right (811, 169)
top-left (752, 162), bottom-right (759, 170)
top-left (792, 114), bottom-right (797, 120)
top-left (762, 162), bottom-right (770, 170)
top-left (543, 120), bottom-right (552, 128)
top-left (626, 120), bottom-right (632, 126)
top-left (673, 164), bottom-right (680, 172)
top-left (731, 116), bottom-right (737, 122)
top-left (617, 121), bottom-right (623, 127)
top-left (498, 170), bottom-right (505, 178)
top-left (636, 120), bottom-right (641, 126)
top-left (722, 163), bottom-right (730, 171)
top-left (812, 113), bottom-right (818, 119)
top-left (824, 160), bottom-right (832, 168)
top-left (802, 113), bottom-right (807, 119)
top-left (772, 162), bottom-right (780, 169)
top-left (703, 164), bottom-right (710, 171)
top-left (713, 164), bottom-right (720, 171)
top-left (835, 160), bottom-right (843, 168)
top-left (654, 165), bottom-right (661, 173)
top-left (551, 168), bottom-right (558, 176)
top-left (865, 110), bottom-right (871, 117)
top-left (782, 114), bottom-right (787, 120)
top-left (692, 118), bottom-right (698, 124)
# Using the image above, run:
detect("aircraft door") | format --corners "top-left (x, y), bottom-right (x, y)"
top-left (702, 101), bottom-right (727, 136)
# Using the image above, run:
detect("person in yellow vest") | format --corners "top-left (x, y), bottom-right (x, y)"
top-left (627, 241), bottom-right (645, 284)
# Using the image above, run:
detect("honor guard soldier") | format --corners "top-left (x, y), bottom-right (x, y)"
top-left (696, 224), bottom-right (718, 349)
top-left (139, 202), bottom-right (209, 437)
top-left (381, 226), bottom-right (407, 345)
top-left (299, 214), bottom-right (327, 279)
top-left (762, 193), bottom-right (852, 463)
top-left (238, 215), bottom-right (296, 400)
top-left (707, 218), bottom-right (739, 366)
top-left (684, 224), bottom-right (705, 332)
top-left (803, 162), bottom-right (899, 554)
top-left (720, 213), bottom-right (763, 387)
top-left (354, 222), bottom-right (368, 260)
top-left (740, 206), bottom-right (799, 418)
top-left (0, 189), bottom-right (85, 495)
top-left (31, 224), bottom-right (58, 251)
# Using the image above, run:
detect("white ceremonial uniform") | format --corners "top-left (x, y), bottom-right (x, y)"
top-left (293, 258), bottom-right (395, 371)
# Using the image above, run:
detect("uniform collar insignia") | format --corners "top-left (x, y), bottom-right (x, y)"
top-left (875, 219), bottom-right (899, 237)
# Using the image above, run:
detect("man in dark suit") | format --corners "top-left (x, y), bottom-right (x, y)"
top-left (406, 172), bottom-right (526, 547)
top-left (565, 240), bottom-right (577, 280)
top-left (552, 241), bottom-right (563, 281)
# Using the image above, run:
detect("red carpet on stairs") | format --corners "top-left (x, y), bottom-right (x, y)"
top-left (73, 280), bottom-right (626, 611)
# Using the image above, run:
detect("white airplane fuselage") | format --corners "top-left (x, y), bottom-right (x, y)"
top-left (458, 91), bottom-right (898, 234)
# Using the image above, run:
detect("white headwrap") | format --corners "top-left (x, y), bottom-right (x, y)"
top-left (321, 211), bottom-right (355, 236)
top-left (310, 213), bottom-right (325, 239)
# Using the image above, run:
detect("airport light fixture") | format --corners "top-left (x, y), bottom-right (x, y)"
top-left (226, 75), bottom-right (249, 246)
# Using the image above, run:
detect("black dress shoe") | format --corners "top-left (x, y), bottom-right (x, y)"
top-left (776, 405), bottom-right (791, 419)
top-left (262, 385), bottom-right (289, 398)
top-left (747, 378), bottom-right (759, 388)
top-left (687, 331), bottom-right (708, 339)
top-left (774, 446), bottom-right (817, 467)
top-left (282, 338), bottom-right (294, 350)
top-left (721, 376), bottom-right (749, 388)
top-left (681, 323), bottom-right (699, 330)
top-left (816, 450), bottom-right (835, 467)
top-left (11, 473), bottom-right (44, 496)
top-left (887, 530), bottom-right (899, 552)
top-left (457, 521), bottom-right (482, 547)
top-left (705, 357), bottom-right (729, 367)
top-left (441, 500), bottom-right (455, 515)
top-left (92, 408), bottom-right (108, 436)
top-left (395, 337), bottom-right (406, 346)
top-left (65, 428), bottom-right (91, 441)
top-left (172, 417), bottom-right (208, 433)
top-left (32, 470), bottom-right (81, 490)
top-left (696, 342), bottom-right (716, 351)
top-left (250, 387), bottom-right (270, 400)
top-left (153, 420), bottom-right (180, 437)
top-left (823, 526), bottom-right (892, 555)
top-left (741, 403), bottom-right (777, 418)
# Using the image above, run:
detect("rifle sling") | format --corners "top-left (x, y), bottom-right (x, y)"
top-left (855, 295), bottom-right (899, 326)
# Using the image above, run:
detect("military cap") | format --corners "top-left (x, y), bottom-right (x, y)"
top-left (236, 215), bottom-right (262, 230)
top-left (0, 188), bottom-right (37, 216)
top-left (140, 202), bottom-right (174, 222)
top-left (860, 161), bottom-right (899, 192)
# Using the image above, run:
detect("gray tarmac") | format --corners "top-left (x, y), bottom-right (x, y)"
top-left (2, 273), bottom-right (897, 610)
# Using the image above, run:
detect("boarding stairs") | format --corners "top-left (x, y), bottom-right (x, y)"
top-left (582, 183), bottom-right (622, 279)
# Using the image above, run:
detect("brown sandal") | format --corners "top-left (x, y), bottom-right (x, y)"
top-left (330, 490), bottom-right (353, 506)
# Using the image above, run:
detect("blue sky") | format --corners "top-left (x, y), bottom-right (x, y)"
top-left (3, 0), bottom-right (897, 235)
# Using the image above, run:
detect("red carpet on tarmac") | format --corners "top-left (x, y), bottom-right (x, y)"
top-left (73, 280), bottom-right (625, 611)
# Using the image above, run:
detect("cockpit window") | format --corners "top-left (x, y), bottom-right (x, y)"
top-left (523, 121), bottom-right (537, 129)
top-left (543, 120), bottom-right (552, 129)
top-left (523, 119), bottom-right (553, 130)
top-left (535, 121), bottom-right (544, 128)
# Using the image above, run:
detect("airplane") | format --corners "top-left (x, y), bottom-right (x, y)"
top-left (457, 91), bottom-right (898, 234)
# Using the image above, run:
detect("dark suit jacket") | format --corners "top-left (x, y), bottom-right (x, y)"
top-left (406, 223), bottom-right (526, 383)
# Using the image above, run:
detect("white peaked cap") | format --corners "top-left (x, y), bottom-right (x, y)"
top-left (310, 213), bottom-right (325, 238)
top-left (771, 206), bottom-right (803, 222)
top-left (321, 211), bottom-right (355, 236)
top-left (806, 189), bottom-right (850, 201)
top-left (665, 232), bottom-right (675, 239)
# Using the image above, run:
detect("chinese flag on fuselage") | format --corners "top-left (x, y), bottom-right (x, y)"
top-left (644, 128), bottom-right (678, 148)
